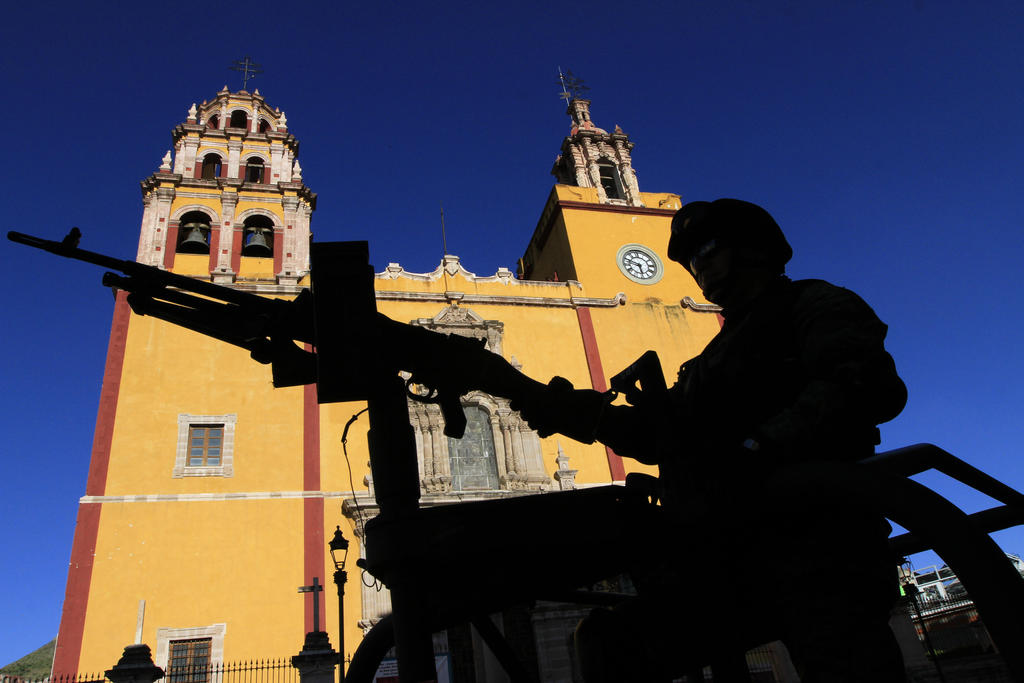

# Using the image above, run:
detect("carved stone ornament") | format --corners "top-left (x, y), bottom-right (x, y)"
top-left (403, 307), bottom-right (553, 495)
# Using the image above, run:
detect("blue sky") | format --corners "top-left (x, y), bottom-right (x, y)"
top-left (2, 0), bottom-right (1023, 668)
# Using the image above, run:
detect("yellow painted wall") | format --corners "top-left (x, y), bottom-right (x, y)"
top-left (76, 166), bottom-right (723, 671)
top-left (78, 498), bottom-right (305, 672)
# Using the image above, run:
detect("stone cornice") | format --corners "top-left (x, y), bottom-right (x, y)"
top-left (375, 289), bottom-right (626, 308)
top-left (160, 278), bottom-right (625, 309)
top-left (681, 296), bottom-right (721, 313)
top-left (378, 257), bottom-right (543, 286)
top-left (138, 174), bottom-right (316, 206)
top-left (556, 200), bottom-right (676, 217)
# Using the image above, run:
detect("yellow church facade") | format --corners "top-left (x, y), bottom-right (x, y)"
top-left (53, 89), bottom-right (721, 681)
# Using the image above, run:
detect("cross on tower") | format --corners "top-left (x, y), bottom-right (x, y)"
top-left (557, 67), bottom-right (590, 103)
top-left (229, 56), bottom-right (264, 91)
top-left (298, 576), bottom-right (324, 633)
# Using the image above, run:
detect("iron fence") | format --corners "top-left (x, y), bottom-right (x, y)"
top-left (164, 659), bottom-right (297, 683)
top-left (2, 674), bottom-right (104, 683)
top-left (5, 660), bottom-right (298, 683)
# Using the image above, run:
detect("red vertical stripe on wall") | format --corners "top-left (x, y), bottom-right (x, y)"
top-left (86, 291), bottom-right (130, 496)
top-left (273, 228), bottom-right (283, 275)
top-left (53, 291), bottom-right (131, 675)
top-left (208, 227), bottom-right (221, 273)
top-left (303, 374), bottom-right (326, 633)
top-left (52, 503), bottom-right (101, 676)
top-left (163, 224), bottom-right (178, 270)
top-left (231, 230), bottom-right (243, 273)
top-left (575, 307), bottom-right (627, 481)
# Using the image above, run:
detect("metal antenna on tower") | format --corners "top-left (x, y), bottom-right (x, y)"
top-left (229, 56), bottom-right (264, 90)
top-left (440, 203), bottom-right (449, 257)
top-left (557, 67), bottom-right (589, 103)
top-left (440, 203), bottom-right (452, 292)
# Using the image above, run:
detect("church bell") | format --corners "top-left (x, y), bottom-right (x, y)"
top-left (178, 223), bottom-right (210, 254)
top-left (242, 227), bottom-right (273, 257)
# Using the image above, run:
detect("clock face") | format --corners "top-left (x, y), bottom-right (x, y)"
top-left (617, 244), bottom-right (664, 284)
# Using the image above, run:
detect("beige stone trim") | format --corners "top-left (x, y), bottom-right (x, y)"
top-left (173, 414), bottom-right (237, 478)
top-left (376, 290), bottom-right (626, 308)
top-left (171, 204), bottom-right (222, 223)
top-left (80, 490), bottom-right (352, 504)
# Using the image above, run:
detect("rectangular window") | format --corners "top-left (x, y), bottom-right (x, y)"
top-left (188, 425), bottom-right (224, 466)
top-left (168, 637), bottom-right (212, 683)
top-left (174, 414), bottom-right (236, 478)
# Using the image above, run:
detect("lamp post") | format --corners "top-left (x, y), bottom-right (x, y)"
top-left (328, 525), bottom-right (350, 682)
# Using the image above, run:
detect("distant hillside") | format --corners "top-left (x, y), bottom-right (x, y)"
top-left (0, 640), bottom-right (55, 680)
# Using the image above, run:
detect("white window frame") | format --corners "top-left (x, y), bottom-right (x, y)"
top-left (155, 623), bottom-right (227, 678)
top-left (174, 414), bottom-right (237, 478)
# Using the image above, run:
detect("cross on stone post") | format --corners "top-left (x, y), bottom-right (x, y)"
top-left (293, 576), bottom-right (337, 683)
top-left (298, 576), bottom-right (324, 633)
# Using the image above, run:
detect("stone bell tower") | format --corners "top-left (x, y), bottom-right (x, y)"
top-left (550, 98), bottom-right (644, 207)
top-left (136, 86), bottom-right (317, 286)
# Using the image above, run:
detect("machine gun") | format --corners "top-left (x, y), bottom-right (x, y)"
top-left (10, 227), bottom-right (625, 683)
top-left (7, 229), bottom-right (537, 439)
top-left (14, 229), bottom-right (1024, 682)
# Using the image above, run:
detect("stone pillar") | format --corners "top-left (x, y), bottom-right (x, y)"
top-left (214, 192), bottom-right (237, 282)
top-left (280, 196), bottom-right (300, 283)
top-left (105, 644), bottom-right (164, 683)
top-left (269, 142), bottom-right (283, 184)
top-left (181, 137), bottom-right (199, 179)
top-left (172, 140), bottom-right (185, 175)
top-left (136, 192), bottom-right (156, 264)
top-left (153, 187), bottom-right (175, 268)
top-left (227, 139), bottom-right (242, 179)
top-left (291, 631), bottom-right (338, 683)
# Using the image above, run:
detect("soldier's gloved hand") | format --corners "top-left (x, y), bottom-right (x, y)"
top-left (511, 376), bottom-right (613, 444)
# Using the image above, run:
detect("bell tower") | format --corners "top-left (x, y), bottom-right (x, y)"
top-left (136, 87), bottom-right (317, 286)
top-left (550, 98), bottom-right (643, 207)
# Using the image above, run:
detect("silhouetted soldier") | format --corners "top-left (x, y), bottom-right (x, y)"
top-left (508, 199), bottom-right (908, 681)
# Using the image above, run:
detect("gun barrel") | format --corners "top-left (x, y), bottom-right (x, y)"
top-left (8, 230), bottom-right (282, 310)
top-left (9, 230), bottom-right (131, 272)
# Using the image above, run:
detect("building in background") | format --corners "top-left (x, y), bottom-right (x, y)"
top-left (52, 89), bottom-right (721, 682)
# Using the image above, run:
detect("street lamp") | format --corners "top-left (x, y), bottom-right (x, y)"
top-left (328, 525), bottom-right (350, 681)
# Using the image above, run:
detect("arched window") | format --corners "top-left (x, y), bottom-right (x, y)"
top-left (229, 111), bottom-right (248, 129)
top-left (597, 161), bottom-right (622, 200)
top-left (245, 157), bottom-right (265, 184)
top-left (241, 215), bottom-right (274, 257)
top-left (447, 405), bottom-right (499, 491)
top-left (200, 153), bottom-right (222, 180)
top-left (206, 114), bottom-right (220, 130)
top-left (258, 119), bottom-right (271, 134)
top-left (176, 211), bottom-right (212, 254)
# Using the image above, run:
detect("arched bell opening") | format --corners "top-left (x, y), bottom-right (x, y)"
top-left (176, 211), bottom-right (213, 254)
top-left (229, 110), bottom-right (248, 130)
top-left (241, 215), bottom-right (274, 257)
top-left (200, 153), bottom-right (223, 180)
top-left (245, 157), bottom-right (265, 184)
top-left (597, 161), bottom-right (623, 200)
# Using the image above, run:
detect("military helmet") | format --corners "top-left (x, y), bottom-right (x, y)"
top-left (668, 198), bottom-right (792, 275)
